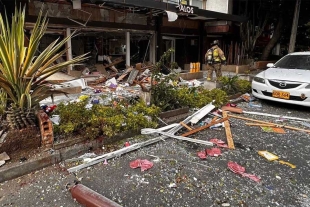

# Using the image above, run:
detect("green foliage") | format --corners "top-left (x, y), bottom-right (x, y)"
top-left (236, 79), bottom-right (252, 94)
top-left (219, 76), bottom-right (251, 95)
top-left (151, 49), bottom-right (228, 111)
top-left (151, 73), bottom-right (181, 111)
top-left (0, 5), bottom-right (87, 111)
top-left (56, 100), bottom-right (93, 137)
top-left (0, 88), bottom-right (6, 115)
top-left (54, 99), bottom-right (160, 139)
top-left (152, 82), bottom-right (228, 111)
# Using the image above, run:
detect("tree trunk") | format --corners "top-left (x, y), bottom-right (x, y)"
top-left (260, 16), bottom-right (284, 61)
top-left (6, 108), bottom-right (36, 130)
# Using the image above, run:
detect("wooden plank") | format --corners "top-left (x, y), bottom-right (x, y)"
top-left (127, 69), bottom-right (139, 84)
top-left (51, 86), bottom-right (82, 95)
top-left (181, 117), bottom-right (229, 137)
top-left (117, 67), bottom-right (133, 81)
top-left (180, 122), bottom-right (193, 131)
top-left (97, 58), bottom-right (124, 73)
top-left (246, 123), bottom-right (276, 127)
top-left (228, 114), bottom-right (310, 133)
top-left (222, 111), bottom-right (235, 149)
top-left (211, 116), bottom-right (218, 123)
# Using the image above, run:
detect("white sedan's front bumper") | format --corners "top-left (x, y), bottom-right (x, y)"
top-left (252, 80), bottom-right (310, 107)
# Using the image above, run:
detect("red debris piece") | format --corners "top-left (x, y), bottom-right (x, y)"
top-left (209, 139), bottom-right (229, 148)
top-left (227, 161), bottom-right (260, 183)
top-left (130, 160), bottom-right (141, 169)
top-left (226, 103), bottom-right (237, 107)
top-left (140, 160), bottom-right (154, 172)
top-left (242, 173), bottom-right (261, 183)
top-left (206, 148), bottom-right (222, 157)
top-left (125, 142), bottom-right (130, 147)
top-left (197, 151), bottom-right (207, 159)
top-left (130, 159), bottom-right (154, 172)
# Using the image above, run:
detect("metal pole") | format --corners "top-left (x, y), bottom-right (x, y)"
top-left (126, 32), bottom-right (130, 67)
top-left (288, 0), bottom-right (301, 53)
top-left (66, 28), bottom-right (73, 73)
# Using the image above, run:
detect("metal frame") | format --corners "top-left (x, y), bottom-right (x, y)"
top-left (95, 0), bottom-right (247, 22)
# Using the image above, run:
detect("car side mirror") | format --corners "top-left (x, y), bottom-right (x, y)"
top-left (266, 63), bottom-right (274, 68)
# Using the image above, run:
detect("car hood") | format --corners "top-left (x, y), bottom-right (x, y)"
top-left (263, 68), bottom-right (310, 83)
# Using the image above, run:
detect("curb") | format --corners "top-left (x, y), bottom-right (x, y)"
top-left (0, 138), bottom-right (103, 183)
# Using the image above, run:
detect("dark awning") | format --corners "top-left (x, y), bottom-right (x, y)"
top-left (91, 0), bottom-right (247, 22)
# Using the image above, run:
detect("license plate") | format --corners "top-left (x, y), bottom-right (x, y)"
top-left (272, 90), bottom-right (290, 99)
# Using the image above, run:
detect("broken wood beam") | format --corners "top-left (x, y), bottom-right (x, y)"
top-left (245, 123), bottom-right (277, 127)
top-left (181, 117), bottom-right (229, 137)
top-left (211, 116), bottom-right (218, 123)
top-left (228, 114), bottom-right (310, 134)
top-left (222, 111), bottom-right (235, 149)
top-left (180, 122), bottom-right (193, 131)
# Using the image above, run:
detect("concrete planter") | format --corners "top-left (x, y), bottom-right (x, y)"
top-left (221, 65), bottom-right (250, 74)
top-left (159, 107), bottom-right (190, 119)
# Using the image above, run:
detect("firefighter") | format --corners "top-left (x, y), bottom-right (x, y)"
top-left (205, 40), bottom-right (226, 81)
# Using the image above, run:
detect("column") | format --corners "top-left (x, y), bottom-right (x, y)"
top-left (66, 28), bottom-right (73, 73)
top-left (126, 31), bottom-right (130, 67)
top-left (149, 34), bottom-right (156, 64)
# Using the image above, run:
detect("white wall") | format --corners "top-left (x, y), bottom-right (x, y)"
top-left (205, 0), bottom-right (232, 14)
top-left (204, 0), bottom-right (233, 26)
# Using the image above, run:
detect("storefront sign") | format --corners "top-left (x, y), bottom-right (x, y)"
top-left (176, 0), bottom-right (194, 14)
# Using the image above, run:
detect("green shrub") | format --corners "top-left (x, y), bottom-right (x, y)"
top-left (219, 75), bottom-right (251, 95)
top-left (236, 79), bottom-right (252, 94)
top-left (54, 99), bottom-right (160, 139)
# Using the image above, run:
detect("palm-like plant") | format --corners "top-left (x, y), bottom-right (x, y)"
top-left (0, 6), bottom-right (88, 129)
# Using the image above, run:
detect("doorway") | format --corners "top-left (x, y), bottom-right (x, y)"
top-left (163, 36), bottom-right (176, 63)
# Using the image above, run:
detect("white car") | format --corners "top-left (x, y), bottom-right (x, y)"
top-left (252, 52), bottom-right (310, 107)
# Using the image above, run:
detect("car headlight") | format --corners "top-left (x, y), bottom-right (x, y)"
top-left (253, 77), bottom-right (265, 84)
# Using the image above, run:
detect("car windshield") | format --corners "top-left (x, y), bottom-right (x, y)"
top-left (274, 55), bottom-right (310, 70)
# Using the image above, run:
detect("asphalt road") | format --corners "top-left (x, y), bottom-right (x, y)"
top-left (1, 99), bottom-right (310, 207)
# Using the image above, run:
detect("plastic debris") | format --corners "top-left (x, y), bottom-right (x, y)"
top-left (261, 126), bottom-right (274, 133)
top-left (197, 151), bottom-right (207, 159)
top-left (258, 151), bottom-right (279, 161)
top-left (272, 127), bottom-right (286, 134)
top-left (125, 142), bottom-right (131, 147)
top-left (210, 123), bottom-right (224, 129)
top-left (227, 161), bottom-right (260, 183)
top-left (0, 160), bottom-right (5, 167)
top-left (206, 148), bottom-right (222, 157)
top-left (0, 152), bottom-right (10, 161)
top-left (103, 159), bottom-right (108, 165)
top-left (226, 103), bottom-right (237, 107)
top-left (276, 176), bottom-right (281, 180)
top-left (130, 159), bottom-right (154, 172)
top-left (168, 183), bottom-right (177, 188)
top-left (209, 139), bottom-right (229, 148)
top-left (278, 160), bottom-right (296, 169)
top-left (300, 122), bottom-right (310, 129)
top-left (248, 101), bottom-right (262, 108)
top-left (50, 115), bottom-right (60, 125)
